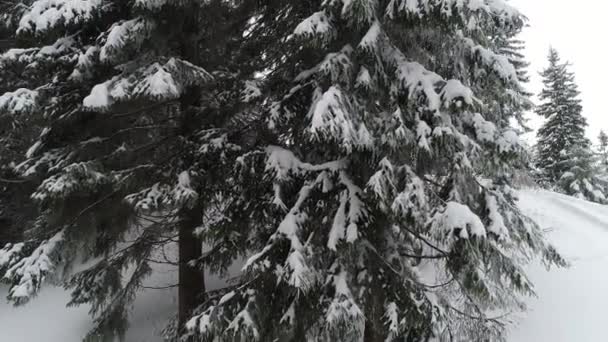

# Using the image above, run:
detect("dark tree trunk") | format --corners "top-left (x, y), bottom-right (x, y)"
top-left (177, 0), bottom-right (204, 332)
top-left (178, 203), bottom-right (205, 330)
top-left (363, 319), bottom-right (384, 342)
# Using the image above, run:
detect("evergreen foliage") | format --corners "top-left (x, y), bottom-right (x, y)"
top-left (0, 0), bottom-right (259, 340)
top-left (0, 1), bottom-right (564, 341)
top-left (598, 130), bottom-right (608, 166)
top-left (535, 48), bottom-right (605, 202)
top-left (184, 1), bottom-right (563, 341)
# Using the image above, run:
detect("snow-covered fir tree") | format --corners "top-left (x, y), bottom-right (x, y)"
top-left (598, 130), bottom-right (608, 166)
top-left (184, 1), bottom-right (564, 341)
top-left (534, 48), bottom-right (604, 201)
top-left (0, 0), bottom-right (262, 340)
top-left (558, 146), bottom-right (607, 203)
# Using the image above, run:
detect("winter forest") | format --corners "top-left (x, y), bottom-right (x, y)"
top-left (0, 0), bottom-right (606, 341)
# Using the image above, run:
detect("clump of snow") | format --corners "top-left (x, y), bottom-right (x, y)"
top-left (172, 171), bottom-right (199, 208)
top-left (83, 82), bottom-right (111, 108)
top-left (441, 79), bottom-right (476, 107)
top-left (37, 36), bottom-right (76, 57)
top-left (497, 129), bottom-right (523, 153)
top-left (137, 66), bottom-right (181, 99)
top-left (294, 11), bottom-right (334, 39)
top-left (83, 58), bottom-right (212, 110)
top-left (134, 0), bottom-right (172, 10)
top-left (4, 230), bottom-right (64, 302)
top-left (328, 172), bottom-right (367, 250)
top-left (31, 162), bottom-right (109, 203)
top-left (462, 35), bottom-right (518, 83)
top-left (125, 183), bottom-right (173, 212)
top-left (386, 0), bottom-right (522, 25)
top-left (18, 0), bottom-right (103, 33)
top-left (100, 17), bottom-right (155, 62)
top-left (485, 194), bottom-right (509, 238)
top-left (358, 21), bottom-right (382, 51)
top-left (470, 112), bottom-right (497, 143)
top-left (0, 243), bottom-right (25, 270)
top-left (416, 117), bottom-right (432, 151)
top-left (356, 66), bottom-right (372, 89)
top-left (307, 86), bottom-right (369, 151)
top-left (264, 145), bottom-right (344, 181)
top-left (70, 45), bottom-right (99, 80)
top-left (25, 140), bottom-right (43, 159)
top-left (318, 45), bottom-right (354, 84)
top-left (241, 80), bottom-right (262, 103)
top-left (431, 201), bottom-right (486, 240)
top-left (325, 271), bottom-right (365, 339)
top-left (0, 88), bottom-right (39, 115)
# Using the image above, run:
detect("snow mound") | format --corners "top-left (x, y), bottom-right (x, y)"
top-left (508, 189), bottom-right (608, 342)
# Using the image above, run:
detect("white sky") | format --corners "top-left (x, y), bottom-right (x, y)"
top-left (509, 0), bottom-right (606, 145)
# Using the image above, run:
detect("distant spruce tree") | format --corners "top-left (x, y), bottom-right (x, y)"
top-left (184, 1), bottom-right (564, 341)
top-left (535, 48), bottom-right (605, 201)
top-left (598, 130), bottom-right (608, 165)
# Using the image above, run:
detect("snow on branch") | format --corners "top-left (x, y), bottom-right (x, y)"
top-left (294, 11), bottom-right (335, 41)
top-left (3, 230), bottom-right (65, 304)
top-left (387, 46), bottom-right (477, 112)
top-left (460, 35), bottom-right (519, 84)
top-left (307, 86), bottom-right (373, 152)
top-left (31, 162), bottom-right (111, 203)
top-left (83, 58), bottom-right (213, 110)
top-left (18, 0), bottom-right (103, 33)
top-left (0, 88), bottom-right (39, 115)
top-left (431, 202), bottom-right (486, 241)
top-left (99, 17), bottom-right (156, 63)
top-left (0, 37), bottom-right (75, 69)
top-left (485, 193), bottom-right (509, 239)
top-left (244, 182), bottom-right (319, 292)
top-left (469, 112), bottom-right (497, 143)
top-left (133, 0), bottom-right (184, 10)
top-left (172, 171), bottom-right (199, 209)
top-left (358, 20), bottom-right (383, 52)
top-left (0, 48), bottom-right (38, 66)
top-left (385, 0), bottom-right (522, 25)
top-left (70, 45), bottom-right (99, 80)
top-left (125, 171), bottom-right (198, 212)
top-left (265, 145), bottom-right (345, 181)
top-left (324, 270), bottom-right (365, 339)
top-left (496, 129), bottom-right (522, 154)
top-left (0, 243), bottom-right (25, 272)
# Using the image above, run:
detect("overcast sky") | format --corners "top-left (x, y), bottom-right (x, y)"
top-left (509, 0), bottom-right (606, 145)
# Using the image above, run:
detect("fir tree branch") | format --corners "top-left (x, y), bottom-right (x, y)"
top-left (0, 176), bottom-right (28, 184)
top-left (448, 305), bottom-right (506, 328)
top-left (399, 225), bottom-right (450, 257)
top-left (110, 100), bottom-right (178, 118)
top-left (141, 284), bottom-right (180, 290)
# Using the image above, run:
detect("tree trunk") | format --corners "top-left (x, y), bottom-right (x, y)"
top-left (364, 320), bottom-right (384, 342)
top-left (178, 204), bottom-right (205, 330)
top-left (177, 0), bottom-right (205, 332)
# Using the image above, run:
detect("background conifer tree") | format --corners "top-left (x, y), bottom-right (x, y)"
top-left (535, 48), bottom-right (604, 201)
top-left (598, 130), bottom-right (608, 166)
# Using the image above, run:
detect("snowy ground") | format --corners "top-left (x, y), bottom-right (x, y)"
top-left (508, 189), bottom-right (608, 342)
top-left (2, 189), bottom-right (608, 341)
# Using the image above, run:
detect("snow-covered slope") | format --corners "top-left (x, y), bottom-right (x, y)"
top-left (508, 189), bottom-right (608, 342)
top-left (2, 189), bottom-right (607, 341)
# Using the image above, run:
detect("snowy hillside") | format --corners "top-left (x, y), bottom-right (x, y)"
top-left (508, 189), bottom-right (608, 342)
top-left (1, 189), bottom-right (606, 342)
